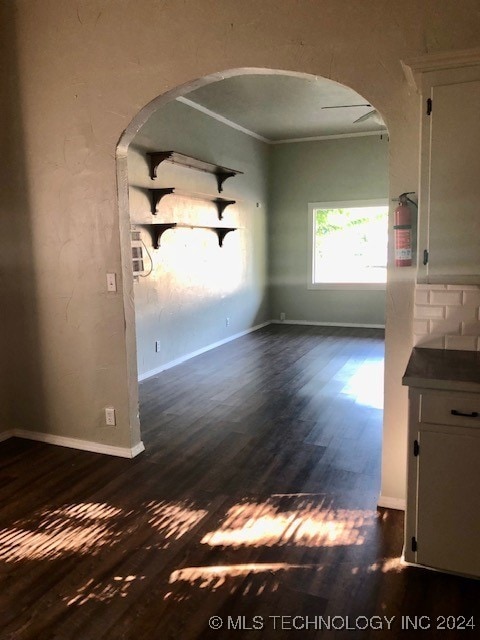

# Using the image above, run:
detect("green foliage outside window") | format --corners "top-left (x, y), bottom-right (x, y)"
top-left (315, 208), bottom-right (383, 236)
top-left (313, 206), bottom-right (388, 283)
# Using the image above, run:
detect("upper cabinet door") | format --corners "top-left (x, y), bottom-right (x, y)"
top-left (420, 80), bottom-right (480, 283)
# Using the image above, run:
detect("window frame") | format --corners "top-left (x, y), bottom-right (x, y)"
top-left (307, 198), bottom-right (389, 291)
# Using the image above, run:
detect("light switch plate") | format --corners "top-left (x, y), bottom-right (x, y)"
top-left (107, 273), bottom-right (117, 292)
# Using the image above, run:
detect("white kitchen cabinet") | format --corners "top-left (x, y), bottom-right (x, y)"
top-left (421, 81), bottom-right (480, 282)
top-left (403, 49), bottom-right (480, 284)
top-left (403, 348), bottom-right (480, 578)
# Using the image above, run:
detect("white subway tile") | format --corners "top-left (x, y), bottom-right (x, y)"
top-left (451, 284), bottom-right (480, 290)
top-left (415, 289), bottom-right (429, 304)
top-left (430, 319), bottom-right (461, 335)
top-left (461, 320), bottom-right (480, 336)
top-left (415, 335), bottom-right (445, 349)
top-left (445, 335), bottom-right (478, 351)
top-left (430, 290), bottom-right (463, 306)
top-left (463, 290), bottom-right (480, 307)
top-left (445, 284), bottom-right (480, 290)
top-left (427, 284), bottom-right (448, 290)
top-left (446, 305), bottom-right (477, 321)
top-left (413, 320), bottom-right (429, 335)
top-left (415, 305), bottom-right (445, 319)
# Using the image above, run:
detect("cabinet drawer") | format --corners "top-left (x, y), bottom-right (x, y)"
top-left (420, 392), bottom-right (480, 428)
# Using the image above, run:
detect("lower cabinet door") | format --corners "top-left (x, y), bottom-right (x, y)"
top-left (416, 429), bottom-right (480, 577)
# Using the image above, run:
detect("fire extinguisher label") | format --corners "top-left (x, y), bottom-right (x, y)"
top-left (396, 248), bottom-right (412, 260)
top-left (395, 228), bottom-right (412, 265)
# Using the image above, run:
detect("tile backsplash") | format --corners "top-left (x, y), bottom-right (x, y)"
top-left (414, 284), bottom-right (480, 350)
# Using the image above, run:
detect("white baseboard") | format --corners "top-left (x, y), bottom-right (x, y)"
top-left (129, 441), bottom-right (146, 457)
top-left (1, 319), bottom-right (383, 458)
top-left (138, 321), bottom-right (272, 381)
top-left (271, 319), bottom-right (385, 329)
top-left (7, 428), bottom-right (145, 459)
top-left (377, 495), bottom-right (406, 511)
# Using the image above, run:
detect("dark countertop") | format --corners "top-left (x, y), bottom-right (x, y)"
top-left (402, 348), bottom-right (480, 393)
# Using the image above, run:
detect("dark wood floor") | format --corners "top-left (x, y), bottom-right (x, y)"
top-left (0, 325), bottom-right (478, 639)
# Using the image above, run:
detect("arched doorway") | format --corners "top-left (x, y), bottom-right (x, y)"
top-left (116, 68), bottom-right (388, 457)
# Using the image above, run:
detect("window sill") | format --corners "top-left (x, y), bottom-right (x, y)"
top-left (308, 283), bottom-right (387, 291)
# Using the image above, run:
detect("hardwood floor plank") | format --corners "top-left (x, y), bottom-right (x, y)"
top-left (1, 325), bottom-right (478, 639)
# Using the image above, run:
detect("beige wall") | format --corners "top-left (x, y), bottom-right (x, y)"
top-left (127, 101), bottom-right (269, 378)
top-left (0, 1), bottom-right (46, 438)
top-left (269, 135), bottom-right (389, 326)
top-left (3, 0), bottom-right (480, 498)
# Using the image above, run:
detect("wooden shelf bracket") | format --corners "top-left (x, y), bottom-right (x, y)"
top-left (148, 188), bottom-right (236, 219)
top-left (147, 151), bottom-right (242, 193)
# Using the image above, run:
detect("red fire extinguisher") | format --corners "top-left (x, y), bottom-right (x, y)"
top-left (394, 193), bottom-right (414, 267)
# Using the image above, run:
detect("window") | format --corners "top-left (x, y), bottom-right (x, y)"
top-left (307, 199), bottom-right (388, 290)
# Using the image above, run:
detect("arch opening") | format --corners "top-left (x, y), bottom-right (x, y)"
top-left (116, 68), bottom-right (389, 463)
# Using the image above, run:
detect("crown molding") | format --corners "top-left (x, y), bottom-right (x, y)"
top-left (176, 96), bottom-right (270, 143)
top-left (402, 47), bottom-right (480, 90)
top-left (272, 130), bottom-right (387, 144)
top-left (177, 96), bottom-right (386, 145)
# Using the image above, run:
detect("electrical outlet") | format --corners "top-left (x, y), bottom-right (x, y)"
top-left (105, 406), bottom-right (116, 426)
top-left (280, 312), bottom-right (286, 322)
top-left (155, 340), bottom-right (161, 353)
top-left (225, 317), bottom-right (230, 327)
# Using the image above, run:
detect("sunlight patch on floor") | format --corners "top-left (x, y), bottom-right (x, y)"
top-left (0, 524), bottom-right (117, 562)
top-left (368, 557), bottom-right (404, 574)
top-left (0, 497), bottom-right (212, 562)
top-left (167, 562), bottom-right (321, 596)
top-left (0, 502), bottom-right (124, 562)
top-left (48, 503), bottom-right (123, 521)
top-left (145, 499), bottom-right (208, 548)
top-left (341, 359), bottom-right (384, 409)
top-left (66, 575), bottom-right (146, 606)
top-left (201, 495), bottom-right (374, 549)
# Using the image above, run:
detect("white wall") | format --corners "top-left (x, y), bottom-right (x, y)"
top-left (269, 135), bottom-right (389, 326)
top-left (2, 0), bottom-right (480, 499)
top-left (127, 101), bottom-right (269, 378)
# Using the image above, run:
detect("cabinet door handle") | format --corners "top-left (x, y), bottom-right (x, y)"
top-left (451, 409), bottom-right (479, 418)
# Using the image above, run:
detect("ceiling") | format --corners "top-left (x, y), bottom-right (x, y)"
top-left (183, 74), bottom-right (386, 142)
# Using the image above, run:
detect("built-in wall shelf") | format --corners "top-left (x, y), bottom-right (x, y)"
top-left (141, 223), bottom-right (237, 249)
top-left (146, 151), bottom-right (243, 192)
top-left (148, 188), bottom-right (236, 219)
